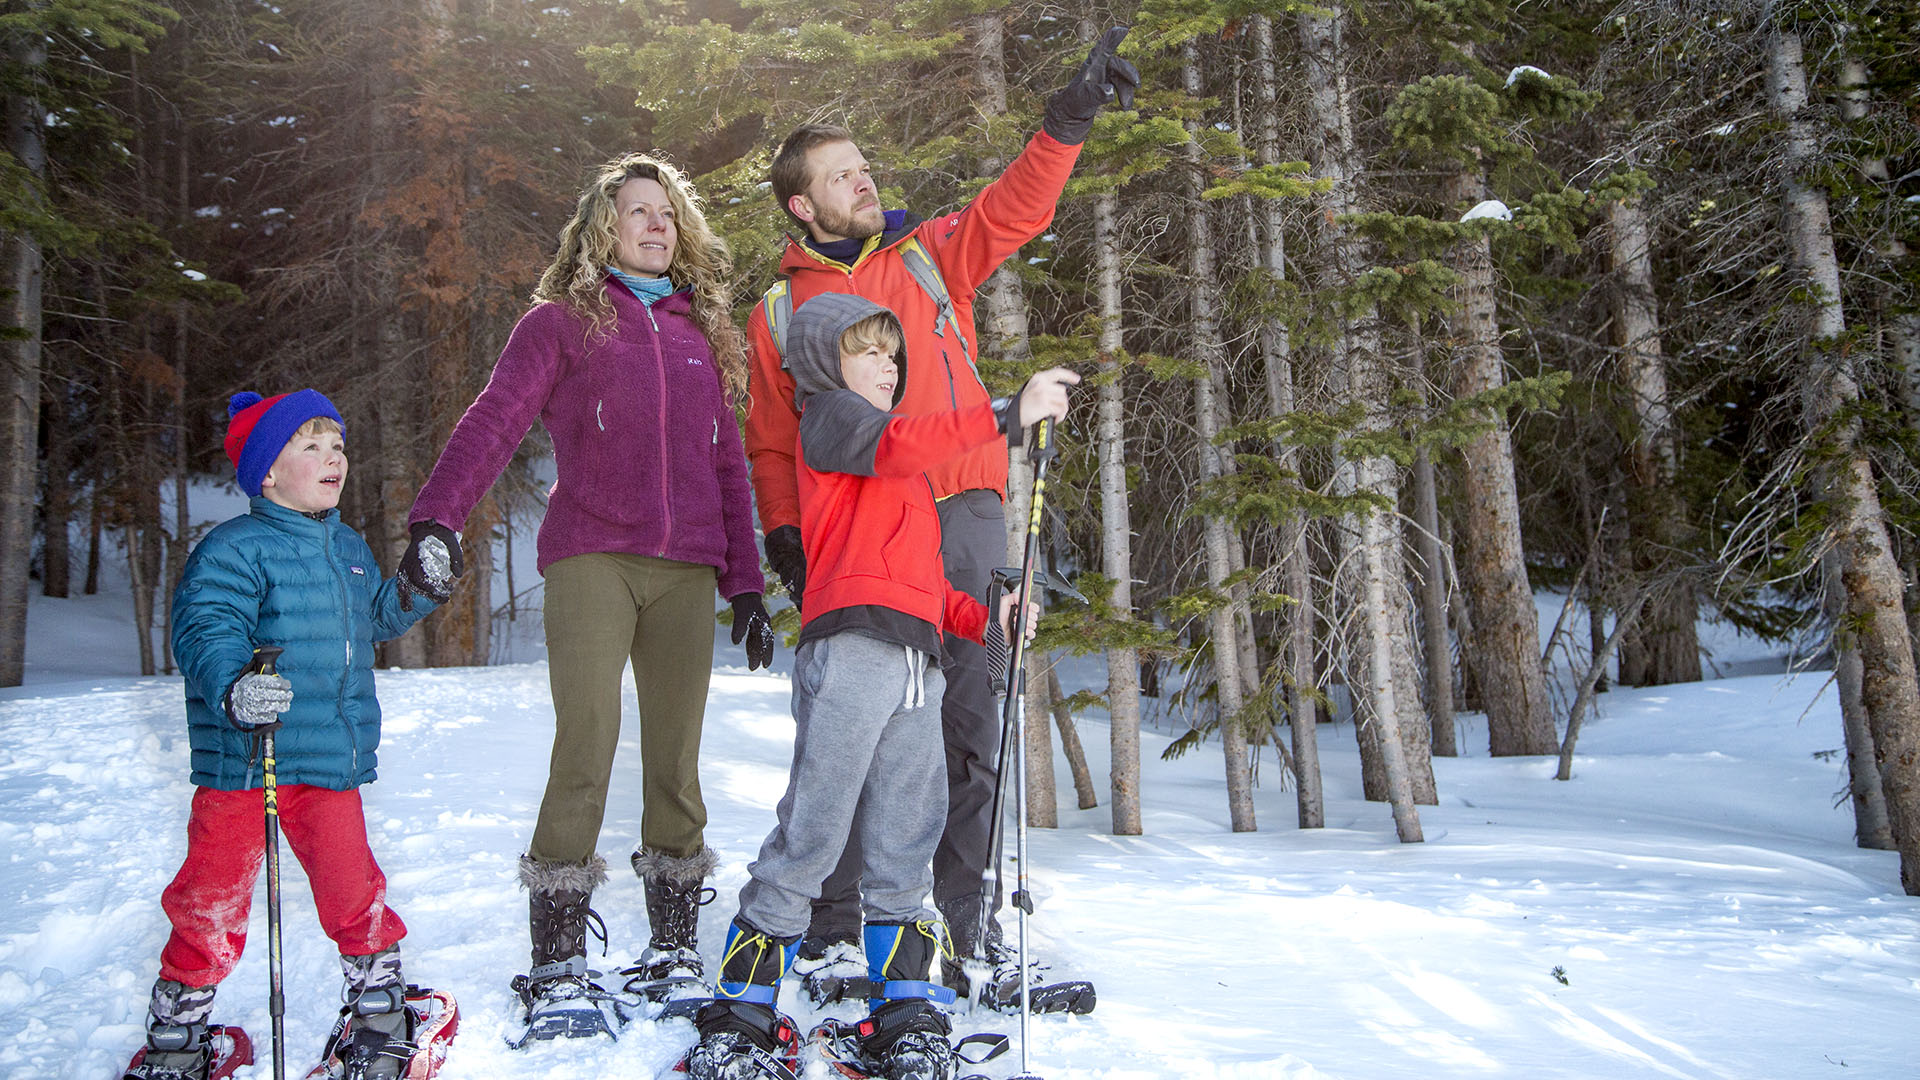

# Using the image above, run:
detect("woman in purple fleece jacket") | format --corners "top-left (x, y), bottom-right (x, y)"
top-left (403, 154), bottom-right (776, 1038)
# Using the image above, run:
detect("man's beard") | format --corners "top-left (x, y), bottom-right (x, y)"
top-left (814, 201), bottom-right (885, 241)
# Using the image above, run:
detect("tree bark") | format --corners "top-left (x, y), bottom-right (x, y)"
top-left (1606, 192), bottom-right (1700, 686)
top-left (1768, 22), bottom-right (1920, 894)
top-left (1412, 444), bottom-right (1457, 756)
top-left (1024, 650), bottom-right (1057, 829)
top-left (1093, 187), bottom-right (1145, 836)
top-left (1046, 666), bottom-right (1097, 810)
top-left (0, 28), bottom-right (49, 687)
top-left (1300, 7), bottom-right (1421, 841)
top-left (1828, 550), bottom-right (1893, 849)
top-left (1185, 43), bottom-right (1255, 833)
top-left (1446, 157), bottom-right (1556, 756)
top-left (1251, 13), bottom-right (1324, 827)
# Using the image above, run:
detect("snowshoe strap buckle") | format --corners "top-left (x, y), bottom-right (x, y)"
top-left (529, 956), bottom-right (588, 983)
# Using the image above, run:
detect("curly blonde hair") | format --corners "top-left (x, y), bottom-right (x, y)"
top-left (534, 153), bottom-right (748, 401)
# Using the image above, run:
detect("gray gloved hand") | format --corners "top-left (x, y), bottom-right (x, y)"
top-left (1043, 26), bottom-right (1140, 145)
top-left (226, 672), bottom-right (293, 729)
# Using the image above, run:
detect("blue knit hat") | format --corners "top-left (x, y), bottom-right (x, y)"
top-left (224, 389), bottom-right (345, 497)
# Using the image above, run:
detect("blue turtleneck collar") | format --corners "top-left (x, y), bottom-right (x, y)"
top-left (607, 267), bottom-right (678, 306)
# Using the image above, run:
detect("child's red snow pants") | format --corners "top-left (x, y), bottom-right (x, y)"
top-left (157, 784), bottom-right (406, 987)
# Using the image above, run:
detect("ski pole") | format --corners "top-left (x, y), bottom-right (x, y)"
top-left (989, 419), bottom-right (1058, 1077)
top-left (245, 645), bottom-right (288, 1080)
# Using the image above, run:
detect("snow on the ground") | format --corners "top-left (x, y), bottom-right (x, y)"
top-left (5, 610), bottom-right (1919, 1078)
top-left (8, 485), bottom-right (1919, 1077)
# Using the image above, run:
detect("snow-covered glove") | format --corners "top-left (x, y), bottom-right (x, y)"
top-left (225, 672), bottom-right (293, 729)
top-left (765, 525), bottom-right (807, 613)
top-left (398, 521), bottom-right (462, 611)
top-left (730, 593), bottom-right (777, 671)
top-left (1043, 27), bottom-right (1139, 145)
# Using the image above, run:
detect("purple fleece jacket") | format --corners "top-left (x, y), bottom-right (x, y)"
top-left (410, 279), bottom-right (764, 599)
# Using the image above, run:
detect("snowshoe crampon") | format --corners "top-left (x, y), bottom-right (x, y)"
top-left (808, 1018), bottom-right (1008, 1080)
top-left (307, 986), bottom-right (458, 1080)
top-left (619, 951), bottom-right (711, 1017)
top-left (122, 1024), bottom-right (253, 1080)
top-left (507, 972), bottom-right (629, 1048)
top-left (668, 1012), bottom-right (803, 1080)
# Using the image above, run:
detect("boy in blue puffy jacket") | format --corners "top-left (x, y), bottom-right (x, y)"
top-left (126, 389), bottom-right (453, 1080)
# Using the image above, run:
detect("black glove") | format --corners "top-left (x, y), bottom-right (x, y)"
top-left (398, 520), bottom-right (462, 611)
top-left (764, 525), bottom-right (807, 612)
top-left (1043, 26), bottom-right (1140, 145)
top-left (730, 593), bottom-right (777, 671)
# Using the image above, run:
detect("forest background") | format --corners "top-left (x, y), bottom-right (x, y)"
top-left (5, 1), bottom-right (1920, 891)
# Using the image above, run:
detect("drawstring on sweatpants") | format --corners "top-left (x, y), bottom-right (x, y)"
top-left (902, 646), bottom-right (928, 710)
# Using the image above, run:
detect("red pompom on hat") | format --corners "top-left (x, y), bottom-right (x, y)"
top-left (225, 389), bottom-right (345, 497)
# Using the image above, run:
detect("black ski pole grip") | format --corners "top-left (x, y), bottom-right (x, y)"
top-left (245, 644), bottom-right (284, 677)
top-left (1029, 418), bottom-right (1056, 465)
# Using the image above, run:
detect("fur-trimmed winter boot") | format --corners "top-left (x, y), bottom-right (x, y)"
top-left (624, 846), bottom-right (718, 1001)
top-left (510, 854), bottom-right (624, 1045)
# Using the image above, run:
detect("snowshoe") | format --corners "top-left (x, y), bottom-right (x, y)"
top-left (306, 985), bottom-right (458, 1080)
top-left (947, 948), bottom-right (1096, 1016)
top-left (791, 939), bottom-right (866, 1007)
top-left (122, 1024), bottom-right (252, 1080)
top-left (620, 945), bottom-right (711, 1014)
top-left (669, 1000), bottom-right (802, 1080)
top-left (809, 1011), bottom-right (1008, 1080)
top-left (507, 971), bottom-right (629, 1048)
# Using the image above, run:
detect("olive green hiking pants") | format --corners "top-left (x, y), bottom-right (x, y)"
top-left (529, 552), bottom-right (717, 865)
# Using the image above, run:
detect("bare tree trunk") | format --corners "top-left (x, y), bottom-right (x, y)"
top-left (1300, 7), bottom-right (1421, 841)
top-left (1184, 43), bottom-right (1255, 833)
top-left (1607, 191), bottom-right (1700, 686)
top-left (1255, 14), bottom-right (1322, 824)
top-left (1769, 22), bottom-right (1920, 894)
top-left (1446, 154), bottom-right (1555, 756)
top-left (1557, 590), bottom-right (1648, 781)
top-left (1828, 550), bottom-right (1893, 848)
top-left (0, 28), bottom-right (49, 687)
top-left (1837, 54), bottom-right (1920, 665)
top-left (1024, 651), bottom-right (1058, 829)
top-left (163, 133), bottom-right (191, 677)
top-left (41, 377), bottom-right (70, 598)
top-left (1093, 187), bottom-right (1145, 835)
top-left (1412, 444), bottom-right (1457, 756)
top-left (1046, 667), bottom-right (1097, 810)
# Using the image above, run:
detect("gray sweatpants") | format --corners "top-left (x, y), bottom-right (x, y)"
top-left (735, 631), bottom-right (948, 939)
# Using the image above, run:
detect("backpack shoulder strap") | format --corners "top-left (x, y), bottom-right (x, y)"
top-left (895, 237), bottom-right (972, 367)
top-left (760, 277), bottom-right (793, 367)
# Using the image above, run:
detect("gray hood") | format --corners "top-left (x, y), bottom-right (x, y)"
top-left (788, 292), bottom-right (905, 410)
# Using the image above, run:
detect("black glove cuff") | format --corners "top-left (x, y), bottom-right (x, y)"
top-left (991, 394), bottom-right (1024, 448)
top-left (1042, 102), bottom-right (1096, 147)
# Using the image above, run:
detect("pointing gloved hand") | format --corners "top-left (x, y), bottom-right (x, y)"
top-left (1043, 26), bottom-right (1141, 145)
top-left (731, 593), bottom-right (777, 671)
top-left (226, 670), bottom-right (294, 729)
top-left (398, 520), bottom-right (463, 611)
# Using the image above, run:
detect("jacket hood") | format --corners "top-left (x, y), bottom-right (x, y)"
top-left (788, 292), bottom-right (906, 409)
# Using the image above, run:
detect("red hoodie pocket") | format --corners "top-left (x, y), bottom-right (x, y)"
top-left (877, 497), bottom-right (942, 610)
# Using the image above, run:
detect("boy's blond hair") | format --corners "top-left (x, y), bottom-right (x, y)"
top-left (294, 416), bottom-right (343, 438)
top-left (839, 311), bottom-right (903, 365)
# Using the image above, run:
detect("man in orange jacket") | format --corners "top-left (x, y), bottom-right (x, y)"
top-left (743, 28), bottom-right (1137, 1005)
